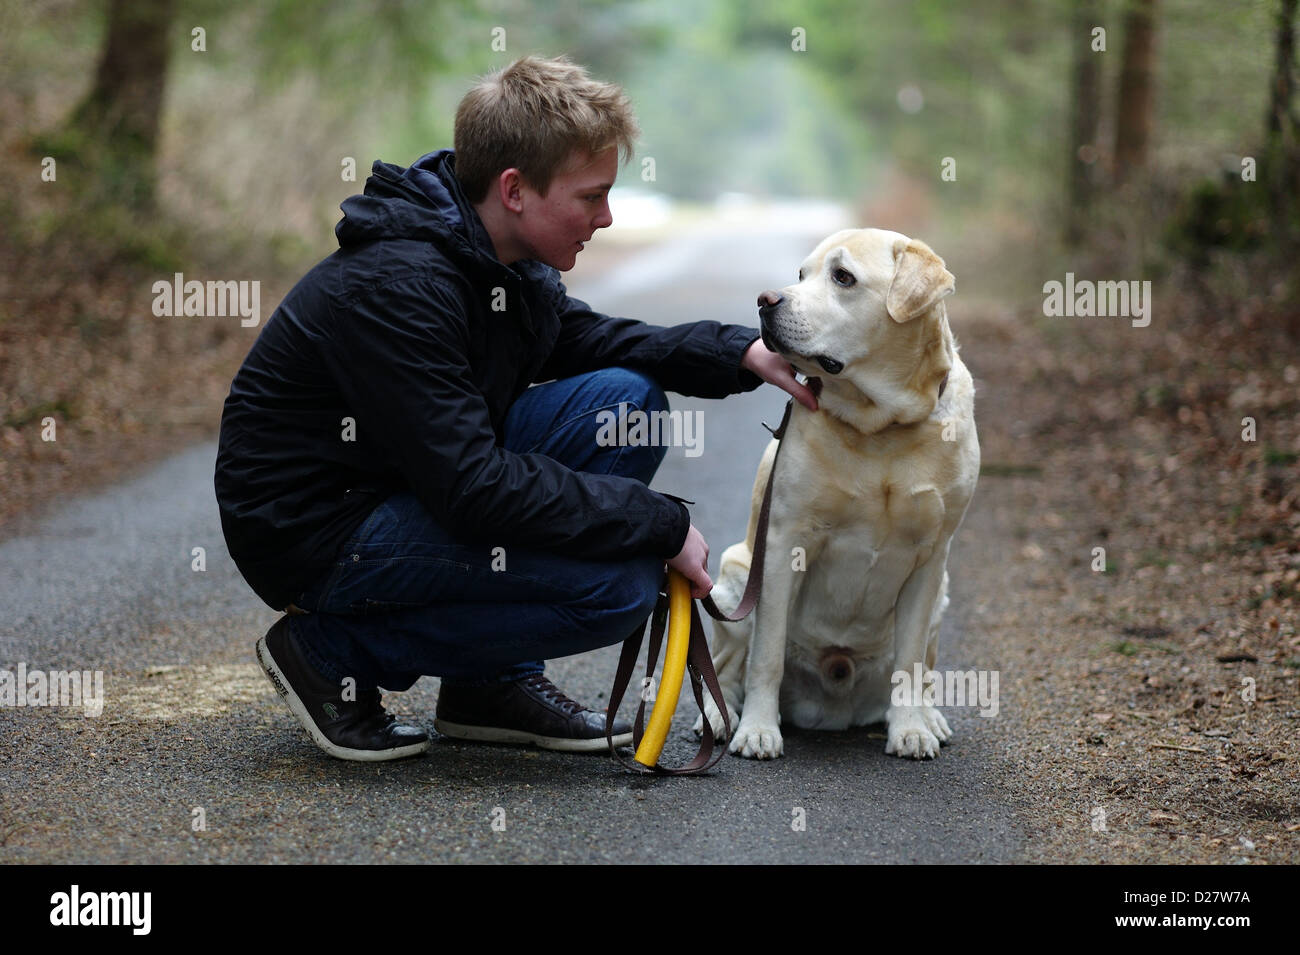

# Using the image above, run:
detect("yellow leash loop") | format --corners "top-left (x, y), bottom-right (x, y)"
top-left (633, 568), bottom-right (692, 767)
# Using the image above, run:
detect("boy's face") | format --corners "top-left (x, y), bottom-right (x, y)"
top-left (516, 147), bottom-right (617, 271)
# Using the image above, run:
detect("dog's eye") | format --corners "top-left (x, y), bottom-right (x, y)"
top-left (798, 270), bottom-right (805, 281)
top-left (832, 268), bottom-right (856, 288)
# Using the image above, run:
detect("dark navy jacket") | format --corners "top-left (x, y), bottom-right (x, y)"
top-left (215, 149), bottom-right (764, 610)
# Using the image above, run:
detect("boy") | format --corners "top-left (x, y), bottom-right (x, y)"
top-left (215, 54), bottom-right (816, 761)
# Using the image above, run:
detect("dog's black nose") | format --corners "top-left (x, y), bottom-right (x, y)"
top-left (757, 290), bottom-right (784, 309)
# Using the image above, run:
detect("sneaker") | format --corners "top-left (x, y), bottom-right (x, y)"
top-left (256, 616), bottom-right (429, 761)
top-left (434, 673), bottom-right (633, 752)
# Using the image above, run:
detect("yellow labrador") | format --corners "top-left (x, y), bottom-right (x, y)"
top-left (697, 228), bottom-right (979, 759)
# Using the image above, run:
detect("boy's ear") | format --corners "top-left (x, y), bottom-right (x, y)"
top-left (496, 168), bottom-right (526, 211)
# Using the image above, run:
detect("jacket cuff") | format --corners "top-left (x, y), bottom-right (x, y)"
top-left (657, 492), bottom-right (693, 558)
top-left (725, 327), bottom-right (765, 393)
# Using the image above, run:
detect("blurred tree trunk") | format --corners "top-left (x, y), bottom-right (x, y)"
top-left (1113, 0), bottom-right (1158, 184)
top-left (1266, 0), bottom-right (1298, 239)
top-left (1066, 0), bottom-right (1102, 244)
top-left (67, 0), bottom-right (176, 209)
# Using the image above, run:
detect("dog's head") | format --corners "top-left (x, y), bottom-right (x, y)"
top-left (757, 228), bottom-right (955, 429)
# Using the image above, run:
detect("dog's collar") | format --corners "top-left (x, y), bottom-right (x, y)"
top-left (768, 373), bottom-right (943, 443)
top-left (810, 371), bottom-right (944, 404)
top-left (809, 373), bottom-right (944, 402)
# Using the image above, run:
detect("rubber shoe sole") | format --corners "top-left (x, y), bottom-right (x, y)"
top-left (257, 634), bottom-right (430, 762)
top-left (433, 718), bottom-right (633, 753)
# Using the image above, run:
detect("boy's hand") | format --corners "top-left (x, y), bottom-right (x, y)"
top-left (741, 340), bottom-right (819, 411)
top-left (667, 523), bottom-right (712, 599)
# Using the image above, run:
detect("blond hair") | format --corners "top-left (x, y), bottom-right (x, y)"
top-left (454, 54), bottom-right (640, 203)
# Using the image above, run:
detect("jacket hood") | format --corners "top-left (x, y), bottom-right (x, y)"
top-left (334, 149), bottom-right (556, 289)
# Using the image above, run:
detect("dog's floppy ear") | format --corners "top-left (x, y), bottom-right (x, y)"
top-left (886, 238), bottom-right (955, 323)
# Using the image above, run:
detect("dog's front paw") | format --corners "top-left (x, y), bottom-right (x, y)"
top-left (729, 719), bottom-right (783, 759)
top-left (885, 704), bottom-right (950, 759)
top-left (692, 696), bottom-right (738, 742)
top-left (921, 705), bottom-right (952, 742)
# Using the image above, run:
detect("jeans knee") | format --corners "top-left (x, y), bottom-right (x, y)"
top-left (587, 367), bottom-right (672, 479)
top-left (595, 366), bottom-right (669, 417)
top-left (583, 555), bottom-right (664, 639)
top-left (626, 555), bottom-right (666, 622)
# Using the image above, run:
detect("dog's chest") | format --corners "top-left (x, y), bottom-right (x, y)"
top-left (799, 455), bottom-right (946, 558)
top-left (788, 516), bottom-right (930, 646)
top-left (782, 442), bottom-right (947, 642)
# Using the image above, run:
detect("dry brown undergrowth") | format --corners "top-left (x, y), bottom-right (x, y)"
top-left (955, 249), bottom-right (1299, 863)
top-left (0, 135), bottom-right (294, 533)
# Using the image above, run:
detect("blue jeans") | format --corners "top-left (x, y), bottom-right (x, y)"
top-left (289, 367), bottom-right (670, 692)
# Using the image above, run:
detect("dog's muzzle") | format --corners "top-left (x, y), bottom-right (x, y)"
top-left (757, 292), bottom-right (843, 374)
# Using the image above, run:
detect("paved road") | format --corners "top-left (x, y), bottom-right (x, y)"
top-left (0, 205), bottom-right (1024, 863)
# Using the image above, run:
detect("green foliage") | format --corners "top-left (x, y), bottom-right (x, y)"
top-left (4, 0), bottom-right (1294, 261)
top-left (717, 0), bottom-right (1073, 207)
top-left (31, 122), bottom-right (159, 212)
top-left (245, 0), bottom-right (450, 101)
top-left (4, 399), bottom-right (77, 429)
top-left (619, 38), bottom-right (871, 199)
top-left (1166, 175), bottom-right (1274, 257)
top-left (1247, 582), bottom-right (1297, 609)
top-left (979, 463), bottom-right (1044, 477)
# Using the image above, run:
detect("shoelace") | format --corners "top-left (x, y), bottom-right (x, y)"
top-left (520, 674), bottom-right (588, 716)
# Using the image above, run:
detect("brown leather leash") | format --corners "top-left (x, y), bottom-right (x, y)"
top-left (605, 377), bottom-right (820, 774)
top-left (605, 583), bottom-right (732, 774)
